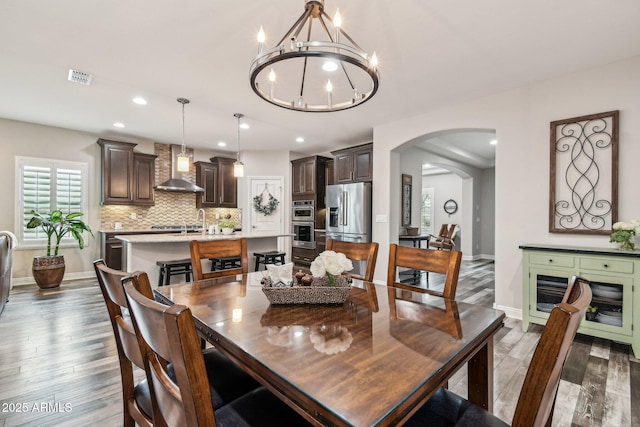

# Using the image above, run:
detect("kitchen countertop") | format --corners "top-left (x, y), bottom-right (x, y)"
top-left (116, 231), bottom-right (293, 244)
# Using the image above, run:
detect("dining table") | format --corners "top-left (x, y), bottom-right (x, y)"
top-left (154, 272), bottom-right (505, 426)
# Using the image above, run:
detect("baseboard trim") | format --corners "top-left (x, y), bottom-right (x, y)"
top-left (494, 303), bottom-right (522, 320)
top-left (12, 271), bottom-right (95, 287)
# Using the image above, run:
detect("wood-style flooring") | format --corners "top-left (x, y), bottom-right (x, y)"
top-left (0, 260), bottom-right (638, 426)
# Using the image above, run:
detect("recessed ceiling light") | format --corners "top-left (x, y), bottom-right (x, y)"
top-left (132, 97), bottom-right (147, 105)
top-left (490, 139), bottom-right (497, 145)
top-left (296, 137), bottom-right (304, 143)
top-left (322, 61), bottom-right (338, 72)
top-left (240, 123), bottom-right (249, 130)
top-left (113, 122), bottom-right (125, 128)
top-left (217, 141), bottom-right (226, 147)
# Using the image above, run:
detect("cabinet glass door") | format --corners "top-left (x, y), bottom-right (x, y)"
top-left (578, 272), bottom-right (631, 337)
top-left (530, 268), bottom-right (572, 317)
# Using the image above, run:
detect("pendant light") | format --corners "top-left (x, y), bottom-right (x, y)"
top-left (233, 113), bottom-right (244, 177)
top-left (176, 98), bottom-right (190, 172)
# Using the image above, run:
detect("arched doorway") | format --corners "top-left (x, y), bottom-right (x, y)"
top-left (396, 128), bottom-right (496, 260)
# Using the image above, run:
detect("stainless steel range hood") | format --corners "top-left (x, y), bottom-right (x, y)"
top-left (155, 144), bottom-right (204, 193)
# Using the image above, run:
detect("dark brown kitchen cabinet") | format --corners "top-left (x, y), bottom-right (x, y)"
top-left (98, 139), bottom-right (157, 205)
top-left (332, 143), bottom-right (373, 183)
top-left (102, 233), bottom-right (125, 270)
top-left (196, 158), bottom-right (237, 208)
top-left (291, 155), bottom-right (331, 197)
top-left (132, 153), bottom-right (156, 205)
top-left (195, 161), bottom-right (218, 208)
top-left (292, 157), bottom-right (317, 196)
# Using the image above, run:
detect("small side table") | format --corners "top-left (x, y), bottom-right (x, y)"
top-left (399, 234), bottom-right (430, 248)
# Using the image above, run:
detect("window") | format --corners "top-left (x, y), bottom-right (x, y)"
top-left (15, 157), bottom-right (88, 247)
top-left (421, 187), bottom-right (434, 235)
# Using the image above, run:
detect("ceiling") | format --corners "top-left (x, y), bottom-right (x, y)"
top-left (1, 1), bottom-right (639, 160)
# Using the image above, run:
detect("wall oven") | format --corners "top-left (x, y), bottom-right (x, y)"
top-left (292, 221), bottom-right (315, 249)
top-left (292, 200), bottom-right (315, 221)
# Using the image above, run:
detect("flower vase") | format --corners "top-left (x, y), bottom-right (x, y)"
top-left (619, 240), bottom-right (635, 251)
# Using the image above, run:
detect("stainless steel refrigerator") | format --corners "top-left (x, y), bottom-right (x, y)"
top-left (326, 182), bottom-right (372, 276)
top-left (326, 182), bottom-right (372, 239)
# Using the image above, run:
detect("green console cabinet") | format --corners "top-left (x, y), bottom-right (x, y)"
top-left (520, 244), bottom-right (639, 358)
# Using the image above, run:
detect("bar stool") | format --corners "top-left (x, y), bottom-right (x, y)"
top-left (210, 256), bottom-right (241, 271)
top-left (253, 251), bottom-right (286, 271)
top-left (156, 258), bottom-right (192, 287)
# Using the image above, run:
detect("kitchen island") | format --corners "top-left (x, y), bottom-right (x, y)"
top-left (117, 232), bottom-right (292, 287)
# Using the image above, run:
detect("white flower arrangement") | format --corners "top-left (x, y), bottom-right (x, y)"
top-left (310, 250), bottom-right (353, 282)
top-left (610, 220), bottom-right (640, 250)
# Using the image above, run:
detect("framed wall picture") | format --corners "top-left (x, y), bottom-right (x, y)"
top-left (549, 110), bottom-right (618, 234)
top-left (401, 174), bottom-right (412, 227)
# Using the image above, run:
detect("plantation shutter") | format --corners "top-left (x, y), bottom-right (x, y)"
top-left (23, 166), bottom-right (52, 241)
top-left (17, 157), bottom-right (87, 245)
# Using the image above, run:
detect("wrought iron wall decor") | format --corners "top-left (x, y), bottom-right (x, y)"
top-left (402, 174), bottom-right (412, 227)
top-left (549, 110), bottom-right (618, 234)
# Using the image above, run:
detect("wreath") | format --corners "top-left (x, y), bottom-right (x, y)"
top-left (253, 184), bottom-right (280, 216)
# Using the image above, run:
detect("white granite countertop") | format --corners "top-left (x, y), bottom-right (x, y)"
top-left (116, 231), bottom-right (293, 244)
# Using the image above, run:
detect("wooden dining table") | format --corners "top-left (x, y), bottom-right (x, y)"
top-left (154, 272), bottom-right (505, 426)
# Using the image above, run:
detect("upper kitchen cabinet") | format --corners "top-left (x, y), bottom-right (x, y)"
top-left (98, 139), bottom-right (157, 206)
top-left (332, 143), bottom-right (373, 183)
top-left (291, 155), bottom-right (331, 197)
top-left (196, 157), bottom-right (237, 208)
top-left (132, 153), bottom-right (156, 205)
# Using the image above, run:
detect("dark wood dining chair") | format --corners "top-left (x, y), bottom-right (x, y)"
top-left (93, 259), bottom-right (153, 427)
top-left (122, 271), bottom-right (310, 427)
top-left (429, 224), bottom-right (458, 250)
top-left (387, 244), bottom-right (462, 299)
top-left (405, 276), bottom-right (592, 427)
top-left (190, 238), bottom-right (248, 280)
top-left (326, 239), bottom-right (379, 282)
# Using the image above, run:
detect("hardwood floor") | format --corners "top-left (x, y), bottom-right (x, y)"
top-left (0, 260), bottom-right (637, 426)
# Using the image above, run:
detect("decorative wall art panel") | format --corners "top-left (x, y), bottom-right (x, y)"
top-left (549, 110), bottom-right (618, 234)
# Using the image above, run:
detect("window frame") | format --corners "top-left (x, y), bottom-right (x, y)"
top-left (421, 187), bottom-right (434, 235)
top-left (15, 156), bottom-right (89, 249)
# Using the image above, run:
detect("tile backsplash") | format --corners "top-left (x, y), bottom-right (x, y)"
top-left (100, 142), bottom-right (241, 230)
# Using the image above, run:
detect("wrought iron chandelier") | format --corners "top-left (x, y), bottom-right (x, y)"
top-left (250, 0), bottom-right (379, 112)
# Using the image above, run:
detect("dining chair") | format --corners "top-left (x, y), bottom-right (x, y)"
top-left (405, 276), bottom-right (592, 427)
top-left (429, 224), bottom-right (458, 250)
top-left (190, 238), bottom-right (248, 280)
top-left (387, 244), bottom-right (462, 299)
top-left (93, 259), bottom-right (153, 427)
top-left (122, 271), bottom-right (311, 427)
top-left (326, 239), bottom-right (379, 282)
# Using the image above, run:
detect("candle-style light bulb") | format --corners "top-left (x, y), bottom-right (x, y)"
top-left (257, 26), bottom-right (265, 54)
top-left (269, 68), bottom-right (276, 99)
top-left (370, 51), bottom-right (378, 68)
top-left (326, 79), bottom-right (333, 108)
top-left (333, 9), bottom-right (342, 43)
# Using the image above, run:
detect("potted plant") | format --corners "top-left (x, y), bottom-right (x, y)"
top-left (26, 209), bottom-right (93, 289)
top-left (218, 218), bottom-right (236, 235)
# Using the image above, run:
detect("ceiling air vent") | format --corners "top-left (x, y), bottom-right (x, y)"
top-left (67, 69), bottom-right (92, 85)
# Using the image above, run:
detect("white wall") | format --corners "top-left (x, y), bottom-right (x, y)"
top-left (480, 168), bottom-right (495, 258)
top-left (373, 55), bottom-right (640, 316)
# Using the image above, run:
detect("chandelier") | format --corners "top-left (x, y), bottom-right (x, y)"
top-left (250, 0), bottom-right (379, 112)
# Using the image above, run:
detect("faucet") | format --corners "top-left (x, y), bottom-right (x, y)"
top-left (195, 209), bottom-right (206, 232)
top-left (181, 219), bottom-right (187, 235)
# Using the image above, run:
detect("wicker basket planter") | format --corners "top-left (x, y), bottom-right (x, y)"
top-left (262, 274), bottom-right (351, 305)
